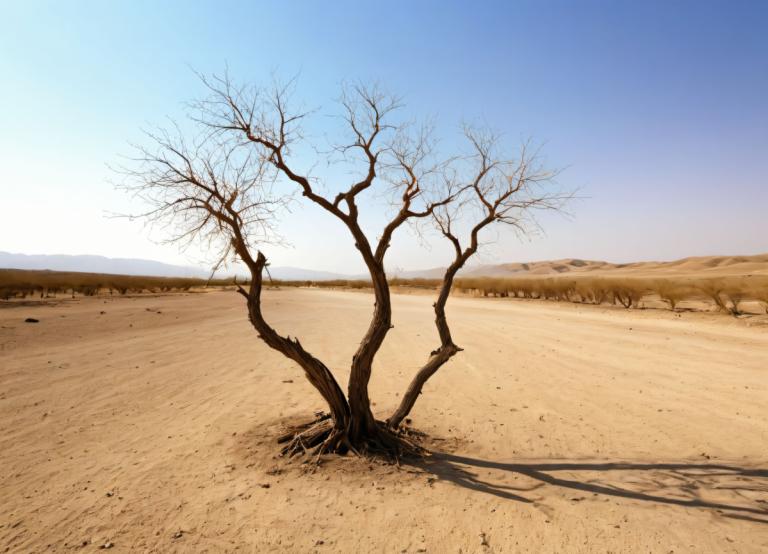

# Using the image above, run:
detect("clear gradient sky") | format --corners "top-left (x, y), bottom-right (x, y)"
top-left (1, 1), bottom-right (766, 273)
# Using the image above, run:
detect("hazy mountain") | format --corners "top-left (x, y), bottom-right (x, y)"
top-left (0, 252), bottom-right (211, 278)
top-left (0, 252), bottom-right (350, 281)
top-left (265, 267), bottom-right (350, 281)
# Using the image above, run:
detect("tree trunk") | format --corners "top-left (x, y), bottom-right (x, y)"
top-left (388, 264), bottom-right (462, 428)
top-left (347, 261), bottom-right (390, 441)
top-left (343, 217), bottom-right (396, 442)
top-left (240, 250), bottom-right (350, 429)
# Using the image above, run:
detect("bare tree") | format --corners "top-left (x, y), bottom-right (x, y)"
top-left (120, 73), bottom-right (566, 458)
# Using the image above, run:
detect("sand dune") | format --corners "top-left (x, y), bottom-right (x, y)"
top-left (1, 289), bottom-right (767, 552)
top-left (462, 252), bottom-right (768, 278)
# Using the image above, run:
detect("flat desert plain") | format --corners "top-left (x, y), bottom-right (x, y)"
top-left (1, 288), bottom-right (767, 553)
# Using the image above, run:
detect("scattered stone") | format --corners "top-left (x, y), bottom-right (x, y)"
top-left (314, 539), bottom-right (325, 546)
top-left (172, 530), bottom-right (184, 539)
top-left (259, 483), bottom-right (271, 489)
top-left (99, 541), bottom-right (114, 549)
top-left (282, 379), bottom-right (294, 383)
top-left (480, 532), bottom-right (489, 547)
top-left (105, 491), bottom-right (114, 497)
top-left (100, 311), bottom-right (106, 315)
top-left (24, 318), bottom-right (39, 323)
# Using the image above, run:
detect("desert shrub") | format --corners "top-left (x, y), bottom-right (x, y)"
top-left (574, 280), bottom-right (595, 303)
top-left (0, 287), bottom-right (16, 300)
top-left (0, 269), bottom-right (237, 300)
top-left (608, 279), bottom-right (647, 309)
top-left (697, 278), bottom-right (744, 314)
top-left (751, 281), bottom-right (768, 314)
top-left (724, 291), bottom-right (744, 315)
top-left (697, 279), bottom-right (727, 312)
top-left (576, 278), bottom-right (610, 304)
top-left (389, 277), bottom-right (440, 289)
top-left (654, 280), bottom-right (692, 311)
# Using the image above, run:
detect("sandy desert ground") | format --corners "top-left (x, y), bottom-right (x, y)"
top-left (1, 288), bottom-right (767, 553)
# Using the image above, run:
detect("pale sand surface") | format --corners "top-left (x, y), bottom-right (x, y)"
top-left (1, 289), bottom-right (767, 553)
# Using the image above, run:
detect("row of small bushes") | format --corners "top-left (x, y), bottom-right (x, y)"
top-left (266, 279), bottom-right (369, 289)
top-left (452, 275), bottom-right (768, 315)
top-left (0, 269), bottom-right (235, 300)
top-left (8, 268), bottom-right (764, 316)
top-left (268, 274), bottom-right (768, 316)
top-left (268, 277), bottom-right (443, 290)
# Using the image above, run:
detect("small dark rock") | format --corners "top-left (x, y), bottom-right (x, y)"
top-left (24, 318), bottom-right (39, 323)
top-left (99, 541), bottom-right (114, 549)
top-left (172, 530), bottom-right (184, 539)
top-left (259, 483), bottom-right (271, 489)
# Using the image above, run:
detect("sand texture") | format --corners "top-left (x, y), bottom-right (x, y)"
top-left (1, 289), bottom-right (767, 552)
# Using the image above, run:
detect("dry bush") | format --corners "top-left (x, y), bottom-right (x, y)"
top-left (389, 277), bottom-right (441, 289)
top-left (606, 279), bottom-right (647, 309)
top-left (574, 278), bottom-right (610, 304)
top-left (751, 280), bottom-right (768, 314)
top-left (653, 279), bottom-right (694, 311)
top-left (697, 278), bottom-right (730, 312)
top-left (696, 278), bottom-right (745, 316)
top-left (0, 269), bottom-right (235, 301)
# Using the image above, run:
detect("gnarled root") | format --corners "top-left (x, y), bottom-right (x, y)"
top-left (277, 413), bottom-right (426, 462)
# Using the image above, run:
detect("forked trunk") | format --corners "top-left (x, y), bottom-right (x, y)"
top-left (237, 248), bottom-right (416, 457)
top-left (346, 226), bottom-right (394, 442)
top-left (347, 269), bottom-right (390, 441)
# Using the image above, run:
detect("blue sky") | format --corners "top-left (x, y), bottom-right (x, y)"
top-left (1, 1), bottom-right (766, 273)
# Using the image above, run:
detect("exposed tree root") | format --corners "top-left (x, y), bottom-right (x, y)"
top-left (277, 413), bottom-right (427, 463)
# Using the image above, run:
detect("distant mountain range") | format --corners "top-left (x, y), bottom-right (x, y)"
top-left (2, 251), bottom-right (767, 280)
top-left (0, 252), bottom-right (349, 281)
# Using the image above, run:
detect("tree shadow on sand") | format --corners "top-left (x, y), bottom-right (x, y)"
top-left (413, 453), bottom-right (768, 524)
